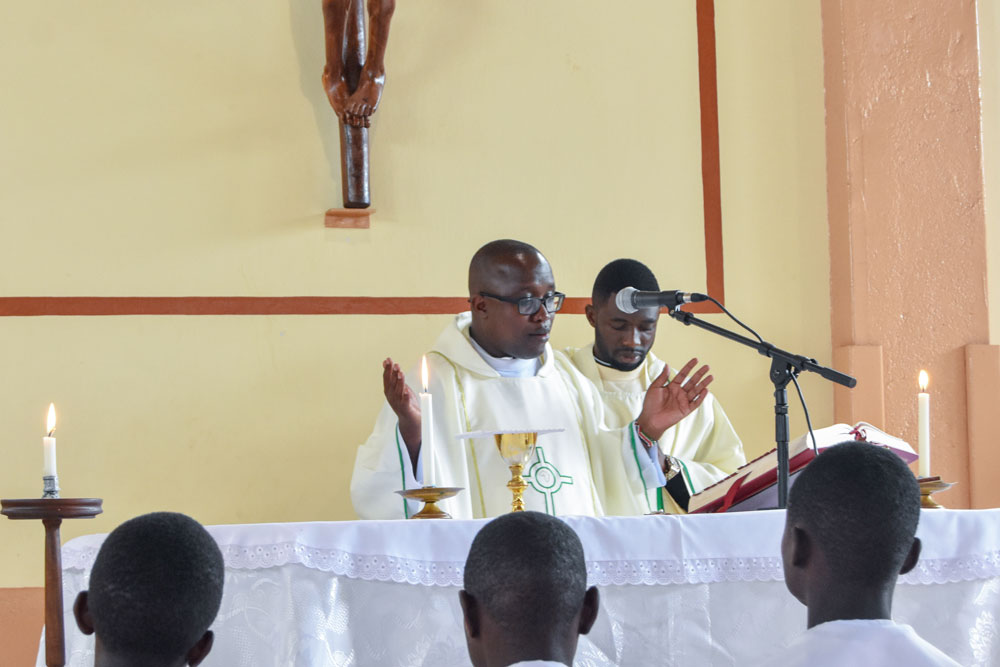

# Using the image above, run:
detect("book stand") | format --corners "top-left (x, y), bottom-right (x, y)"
top-left (1, 498), bottom-right (103, 667)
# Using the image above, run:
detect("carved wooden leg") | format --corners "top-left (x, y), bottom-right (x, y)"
top-left (339, 0), bottom-right (370, 208)
top-left (340, 122), bottom-right (370, 208)
top-left (42, 518), bottom-right (65, 667)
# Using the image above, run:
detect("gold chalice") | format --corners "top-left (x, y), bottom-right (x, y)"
top-left (457, 429), bottom-right (563, 513)
top-left (494, 432), bottom-right (538, 512)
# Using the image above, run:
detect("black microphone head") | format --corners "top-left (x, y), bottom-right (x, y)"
top-left (615, 287), bottom-right (640, 314)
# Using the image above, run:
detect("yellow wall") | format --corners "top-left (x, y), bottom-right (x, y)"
top-left (0, 0), bottom-right (830, 586)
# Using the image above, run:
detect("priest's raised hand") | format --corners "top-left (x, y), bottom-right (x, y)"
top-left (636, 358), bottom-right (714, 441)
top-left (382, 357), bottom-right (421, 469)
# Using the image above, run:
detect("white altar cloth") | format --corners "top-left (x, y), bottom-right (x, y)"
top-left (47, 509), bottom-right (1000, 666)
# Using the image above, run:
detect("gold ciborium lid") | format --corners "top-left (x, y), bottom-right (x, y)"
top-left (456, 429), bottom-right (563, 513)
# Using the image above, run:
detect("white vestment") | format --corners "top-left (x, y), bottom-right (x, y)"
top-left (755, 619), bottom-right (960, 666)
top-left (559, 347), bottom-right (745, 514)
top-left (352, 313), bottom-right (661, 519)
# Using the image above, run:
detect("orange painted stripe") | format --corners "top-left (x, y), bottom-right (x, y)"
top-left (697, 0), bottom-right (725, 306)
top-left (0, 297), bottom-right (468, 316)
top-left (0, 296), bottom-right (717, 317)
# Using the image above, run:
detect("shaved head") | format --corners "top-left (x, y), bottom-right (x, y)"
top-left (460, 512), bottom-right (599, 667)
top-left (467, 240), bottom-right (558, 360)
top-left (787, 442), bottom-right (921, 586)
top-left (468, 239), bottom-right (547, 295)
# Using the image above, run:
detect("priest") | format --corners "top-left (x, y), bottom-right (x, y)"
top-left (558, 259), bottom-right (745, 513)
top-left (350, 240), bottom-right (711, 519)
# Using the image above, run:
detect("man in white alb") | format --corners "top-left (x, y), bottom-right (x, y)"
top-left (756, 442), bottom-right (959, 666)
top-left (350, 240), bottom-right (714, 518)
top-left (558, 258), bottom-right (745, 513)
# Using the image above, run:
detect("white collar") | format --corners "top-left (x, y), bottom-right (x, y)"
top-left (468, 334), bottom-right (541, 378)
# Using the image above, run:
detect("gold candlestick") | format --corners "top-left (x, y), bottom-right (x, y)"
top-left (396, 486), bottom-right (463, 519)
top-left (917, 476), bottom-right (954, 509)
top-left (495, 432), bottom-right (538, 513)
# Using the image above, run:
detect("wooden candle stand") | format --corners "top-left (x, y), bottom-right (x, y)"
top-left (1, 498), bottom-right (103, 667)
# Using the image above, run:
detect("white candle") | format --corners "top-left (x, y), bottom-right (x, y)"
top-left (420, 356), bottom-right (435, 487)
top-left (43, 403), bottom-right (57, 478)
top-left (918, 370), bottom-right (930, 478)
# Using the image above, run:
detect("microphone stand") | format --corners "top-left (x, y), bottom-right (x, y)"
top-left (669, 307), bottom-right (856, 509)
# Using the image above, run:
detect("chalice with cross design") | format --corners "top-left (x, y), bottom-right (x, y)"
top-left (458, 429), bottom-right (564, 513)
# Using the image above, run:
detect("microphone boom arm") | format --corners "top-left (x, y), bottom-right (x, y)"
top-left (668, 307), bottom-right (856, 509)
top-left (669, 309), bottom-right (855, 388)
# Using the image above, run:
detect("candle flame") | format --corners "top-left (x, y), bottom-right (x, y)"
top-left (46, 403), bottom-right (56, 436)
top-left (421, 355), bottom-right (429, 392)
top-left (918, 370), bottom-right (929, 392)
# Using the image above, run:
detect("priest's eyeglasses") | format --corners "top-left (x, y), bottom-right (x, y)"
top-left (478, 291), bottom-right (566, 315)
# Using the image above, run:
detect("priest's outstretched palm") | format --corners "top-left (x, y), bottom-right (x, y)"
top-left (382, 358), bottom-right (421, 463)
top-left (637, 358), bottom-right (714, 441)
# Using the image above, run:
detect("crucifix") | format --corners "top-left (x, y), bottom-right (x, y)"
top-left (322, 0), bottom-right (395, 226)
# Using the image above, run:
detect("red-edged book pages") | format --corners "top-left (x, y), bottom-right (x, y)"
top-left (688, 422), bottom-right (917, 514)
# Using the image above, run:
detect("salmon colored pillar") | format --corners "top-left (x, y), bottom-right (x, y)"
top-left (822, 0), bottom-right (998, 508)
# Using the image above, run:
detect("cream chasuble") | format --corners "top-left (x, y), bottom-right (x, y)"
top-left (558, 346), bottom-right (746, 514)
top-left (351, 313), bottom-right (640, 519)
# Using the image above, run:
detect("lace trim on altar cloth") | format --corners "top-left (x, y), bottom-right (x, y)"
top-left (587, 557), bottom-right (784, 585)
top-left (59, 541), bottom-right (1000, 587)
top-left (902, 549), bottom-right (1000, 584)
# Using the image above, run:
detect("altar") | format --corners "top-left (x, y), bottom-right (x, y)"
top-left (46, 509), bottom-right (1000, 666)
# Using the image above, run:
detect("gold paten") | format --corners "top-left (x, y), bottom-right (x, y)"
top-left (494, 432), bottom-right (539, 513)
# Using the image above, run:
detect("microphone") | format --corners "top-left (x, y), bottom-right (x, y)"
top-left (615, 286), bottom-right (709, 314)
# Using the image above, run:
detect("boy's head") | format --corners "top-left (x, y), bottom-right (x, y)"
top-left (74, 512), bottom-right (225, 667)
top-left (782, 442), bottom-right (922, 608)
top-left (460, 511), bottom-right (599, 667)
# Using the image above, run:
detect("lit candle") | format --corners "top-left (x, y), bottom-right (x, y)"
top-left (918, 370), bottom-right (930, 478)
top-left (420, 356), bottom-right (435, 487)
top-left (43, 403), bottom-right (57, 478)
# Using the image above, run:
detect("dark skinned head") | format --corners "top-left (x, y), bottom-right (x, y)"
top-left (460, 511), bottom-right (599, 667)
top-left (468, 240), bottom-right (557, 360)
top-left (782, 442), bottom-right (922, 628)
top-left (586, 259), bottom-right (660, 371)
top-left (73, 512), bottom-right (224, 667)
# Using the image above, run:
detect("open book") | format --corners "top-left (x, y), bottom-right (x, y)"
top-left (687, 422), bottom-right (918, 514)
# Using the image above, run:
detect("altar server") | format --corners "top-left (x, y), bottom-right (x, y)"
top-left (757, 442), bottom-right (959, 666)
top-left (351, 240), bottom-right (710, 518)
top-left (558, 258), bottom-right (745, 513)
top-left (460, 511), bottom-right (599, 667)
top-left (73, 512), bottom-right (225, 667)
